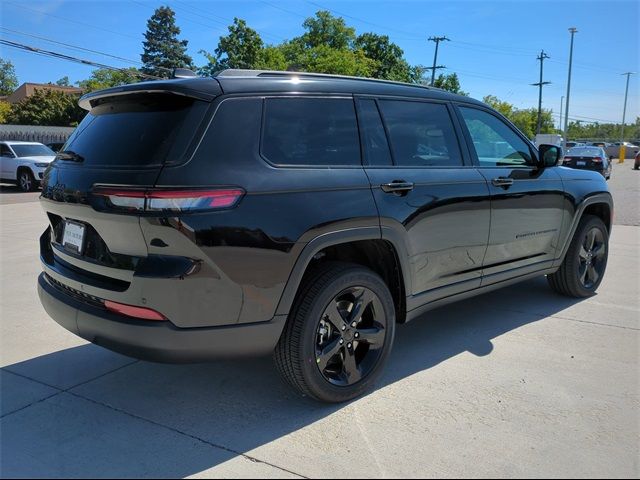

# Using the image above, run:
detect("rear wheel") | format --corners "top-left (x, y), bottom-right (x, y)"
top-left (547, 215), bottom-right (609, 297)
top-left (275, 262), bottom-right (395, 403)
top-left (17, 169), bottom-right (36, 192)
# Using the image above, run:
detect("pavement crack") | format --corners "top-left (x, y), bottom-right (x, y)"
top-left (66, 390), bottom-right (308, 479)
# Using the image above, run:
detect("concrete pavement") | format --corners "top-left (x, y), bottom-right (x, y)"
top-left (0, 167), bottom-right (638, 478)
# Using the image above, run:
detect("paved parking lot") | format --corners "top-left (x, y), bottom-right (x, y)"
top-left (1, 160), bottom-right (638, 478)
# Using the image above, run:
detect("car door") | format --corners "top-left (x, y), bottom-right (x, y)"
top-left (0, 143), bottom-right (17, 180)
top-left (454, 104), bottom-right (565, 285)
top-left (357, 97), bottom-right (491, 309)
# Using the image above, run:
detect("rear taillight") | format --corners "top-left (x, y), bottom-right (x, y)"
top-left (563, 157), bottom-right (572, 164)
top-left (104, 300), bottom-right (167, 321)
top-left (592, 157), bottom-right (603, 163)
top-left (92, 187), bottom-right (244, 213)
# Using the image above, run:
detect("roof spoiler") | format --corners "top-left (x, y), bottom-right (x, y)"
top-left (78, 76), bottom-right (220, 111)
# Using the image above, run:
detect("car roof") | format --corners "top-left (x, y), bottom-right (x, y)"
top-left (2, 141), bottom-right (45, 145)
top-left (79, 69), bottom-right (485, 110)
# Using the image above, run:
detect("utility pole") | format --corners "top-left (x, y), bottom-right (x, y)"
top-left (618, 71), bottom-right (636, 163)
top-left (559, 96), bottom-right (564, 133)
top-left (563, 27), bottom-right (578, 150)
top-left (531, 49), bottom-right (551, 135)
top-left (427, 36), bottom-right (449, 86)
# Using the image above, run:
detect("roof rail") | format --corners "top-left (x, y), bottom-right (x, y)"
top-left (214, 69), bottom-right (434, 90)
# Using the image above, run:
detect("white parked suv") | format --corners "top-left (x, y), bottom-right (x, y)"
top-left (0, 141), bottom-right (56, 192)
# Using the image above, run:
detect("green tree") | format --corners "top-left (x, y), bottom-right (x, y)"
top-left (77, 68), bottom-right (140, 92)
top-left (301, 11), bottom-right (355, 50)
top-left (55, 76), bottom-right (71, 87)
top-left (482, 95), bottom-right (554, 138)
top-left (7, 88), bottom-right (84, 126)
top-left (141, 6), bottom-right (193, 78)
top-left (433, 73), bottom-right (467, 95)
top-left (0, 101), bottom-right (11, 123)
top-left (483, 95), bottom-right (514, 117)
top-left (199, 18), bottom-right (264, 76)
top-left (255, 46), bottom-right (288, 71)
top-left (0, 58), bottom-right (18, 96)
top-left (354, 33), bottom-right (416, 82)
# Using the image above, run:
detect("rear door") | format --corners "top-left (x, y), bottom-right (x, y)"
top-left (40, 92), bottom-right (211, 277)
top-left (358, 97), bottom-right (491, 308)
top-left (0, 143), bottom-right (17, 179)
top-left (455, 104), bottom-right (565, 285)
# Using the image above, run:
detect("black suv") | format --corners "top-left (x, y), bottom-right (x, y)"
top-left (38, 70), bottom-right (613, 402)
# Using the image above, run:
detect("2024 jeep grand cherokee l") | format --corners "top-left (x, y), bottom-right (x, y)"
top-left (38, 69), bottom-right (613, 403)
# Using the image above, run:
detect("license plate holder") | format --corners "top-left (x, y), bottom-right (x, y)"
top-left (62, 220), bottom-right (86, 255)
top-left (577, 161), bottom-right (586, 166)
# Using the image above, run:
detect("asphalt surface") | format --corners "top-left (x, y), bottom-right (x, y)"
top-left (0, 161), bottom-right (638, 478)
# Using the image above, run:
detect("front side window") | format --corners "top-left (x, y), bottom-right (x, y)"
top-left (377, 100), bottom-right (462, 167)
top-left (262, 97), bottom-right (360, 167)
top-left (459, 107), bottom-right (533, 167)
top-left (9, 144), bottom-right (54, 157)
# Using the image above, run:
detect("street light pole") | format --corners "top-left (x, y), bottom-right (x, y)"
top-left (563, 27), bottom-right (578, 150)
top-left (619, 72), bottom-right (636, 163)
top-left (559, 96), bottom-right (564, 133)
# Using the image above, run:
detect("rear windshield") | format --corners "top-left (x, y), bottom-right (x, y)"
top-left (11, 144), bottom-right (55, 157)
top-left (567, 147), bottom-right (603, 156)
top-left (62, 93), bottom-right (209, 167)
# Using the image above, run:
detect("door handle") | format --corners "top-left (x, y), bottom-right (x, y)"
top-left (381, 181), bottom-right (414, 194)
top-left (491, 177), bottom-right (514, 188)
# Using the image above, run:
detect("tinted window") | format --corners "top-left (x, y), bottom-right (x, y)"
top-left (63, 93), bottom-right (208, 167)
top-left (567, 147), bottom-right (604, 157)
top-left (10, 144), bottom-right (54, 157)
top-left (459, 107), bottom-right (533, 167)
top-left (378, 100), bottom-right (462, 167)
top-left (0, 144), bottom-right (13, 156)
top-left (262, 98), bottom-right (360, 166)
top-left (358, 99), bottom-right (392, 166)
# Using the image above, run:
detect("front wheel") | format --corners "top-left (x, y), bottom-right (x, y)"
top-left (17, 169), bottom-right (36, 192)
top-left (547, 215), bottom-right (609, 297)
top-left (275, 262), bottom-right (395, 403)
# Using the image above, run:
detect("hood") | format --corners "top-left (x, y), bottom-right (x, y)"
top-left (19, 155), bottom-right (56, 163)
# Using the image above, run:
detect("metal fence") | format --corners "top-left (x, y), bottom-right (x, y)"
top-left (0, 125), bottom-right (75, 144)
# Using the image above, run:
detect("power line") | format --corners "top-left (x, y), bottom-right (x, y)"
top-left (531, 49), bottom-right (551, 135)
top-left (4, 1), bottom-right (140, 40)
top-left (0, 27), bottom-right (146, 68)
top-left (427, 36), bottom-right (449, 86)
top-left (0, 39), bottom-right (162, 80)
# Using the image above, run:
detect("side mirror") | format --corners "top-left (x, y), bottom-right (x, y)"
top-left (537, 144), bottom-right (562, 168)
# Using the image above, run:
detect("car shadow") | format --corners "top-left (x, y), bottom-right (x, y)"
top-left (0, 276), bottom-right (589, 478)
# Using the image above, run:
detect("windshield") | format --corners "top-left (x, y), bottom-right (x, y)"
top-left (567, 147), bottom-right (603, 157)
top-left (63, 93), bottom-right (209, 167)
top-left (10, 144), bottom-right (55, 157)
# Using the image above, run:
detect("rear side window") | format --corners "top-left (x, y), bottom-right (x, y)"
top-left (261, 97), bottom-right (360, 166)
top-left (378, 100), bottom-right (462, 167)
top-left (63, 93), bottom-right (209, 167)
top-left (357, 99), bottom-right (392, 166)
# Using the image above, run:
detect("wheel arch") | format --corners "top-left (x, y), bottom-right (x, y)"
top-left (557, 192), bottom-right (613, 265)
top-left (275, 227), bottom-right (411, 323)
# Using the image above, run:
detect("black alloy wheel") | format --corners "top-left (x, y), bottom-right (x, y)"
top-left (577, 227), bottom-right (606, 289)
top-left (315, 286), bottom-right (386, 387)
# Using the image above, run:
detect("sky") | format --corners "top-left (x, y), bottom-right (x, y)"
top-left (1, 0), bottom-right (638, 128)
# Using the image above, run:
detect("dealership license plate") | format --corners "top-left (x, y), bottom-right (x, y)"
top-left (577, 161), bottom-right (586, 166)
top-left (62, 220), bottom-right (86, 255)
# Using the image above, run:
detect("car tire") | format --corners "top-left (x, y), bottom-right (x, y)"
top-left (17, 169), bottom-right (36, 192)
top-left (547, 215), bottom-right (609, 298)
top-left (274, 262), bottom-right (396, 403)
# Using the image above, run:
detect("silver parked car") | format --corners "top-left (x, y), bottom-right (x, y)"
top-left (0, 141), bottom-right (56, 191)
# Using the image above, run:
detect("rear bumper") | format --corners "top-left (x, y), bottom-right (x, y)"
top-left (38, 272), bottom-right (286, 362)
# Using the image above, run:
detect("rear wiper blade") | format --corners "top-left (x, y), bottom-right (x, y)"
top-left (56, 150), bottom-right (84, 162)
